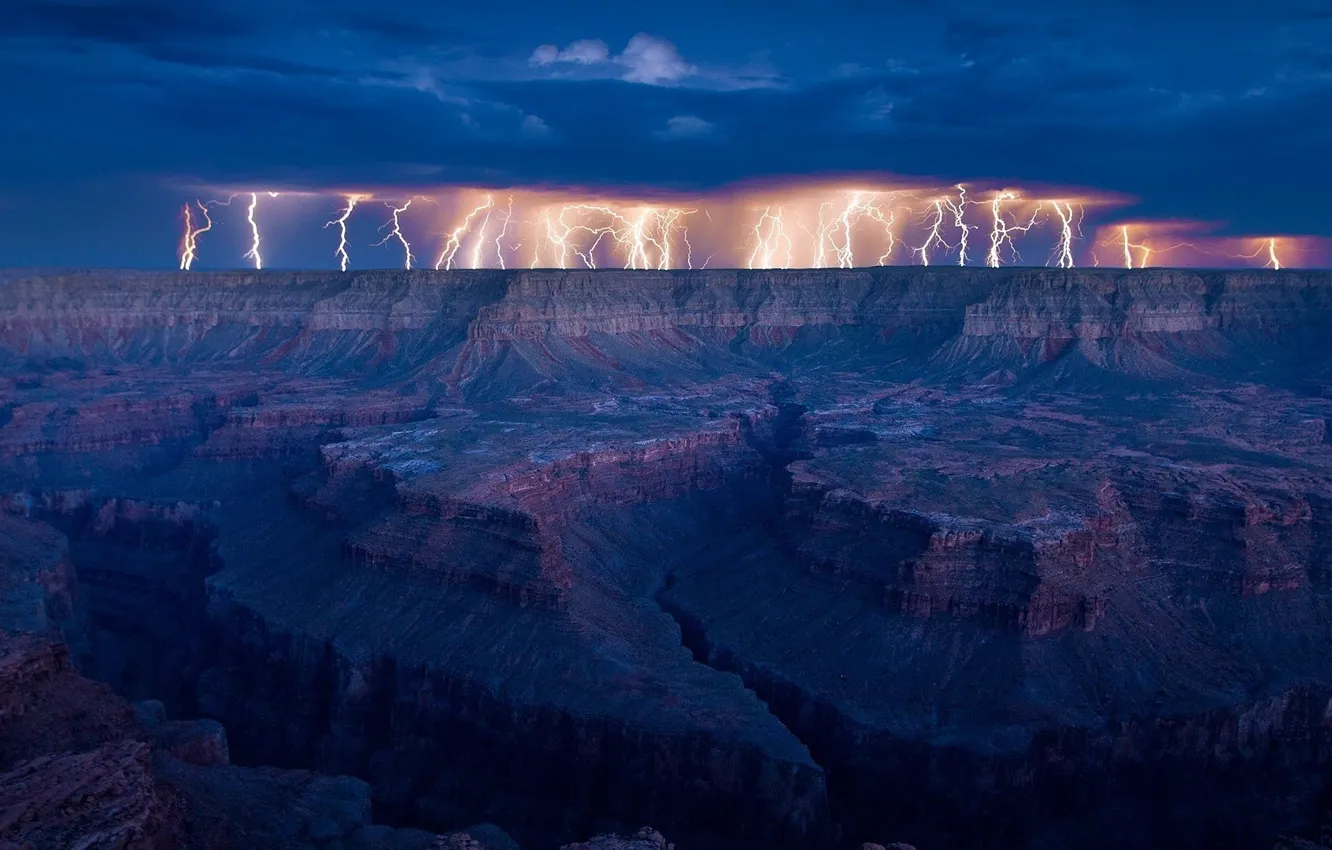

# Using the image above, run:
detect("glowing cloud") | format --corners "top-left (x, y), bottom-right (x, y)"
top-left (167, 183), bottom-right (1331, 271)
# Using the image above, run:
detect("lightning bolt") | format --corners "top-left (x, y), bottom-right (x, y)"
top-left (1099, 225), bottom-right (1198, 269)
top-left (807, 191), bottom-right (901, 269)
top-left (911, 185), bottom-right (974, 266)
top-left (622, 206), bottom-right (695, 269)
top-left (375, 200), bottom-right (415, 270)
top-left (863, 203), bottom-right (897, 266)
top-left (176, 194), bottom-right (236, 270)
top-left (747, 206), bottom-right (793, 270)
top-left (986, 191), bottom-right (1043, 268)
top-left (949, 184), bottom-right (973, 266)
top-left (1236, 237), bottom-right (1283, 270)
top-left (531, 208), bottom-right (576, 269)
top-left (172, 183), bottom-right (1311, 273)
top-left (1120, 225), bottom-right (1143, 268)
top-left (437, 196), bottom-right (495, 270)
top-left (552, 206), bottom-right (621, 270)
top-left (493, 195), bottom-right (514, 270)
top-left (913, 199), bottom-right (949, 266)
top-left (811, 202), bottom-right (838, 268)
top-left (178, 201), bottom-right (213, 271)
top-left (623, 208), bottom-right (654, 269)
top-left (1105, 225), bottom-right (1155, 268)
top-left (527, 203), bottom-right (694, 270)
top-left (1048, 201), bottom-right (1083, 269)
top-left (242, 192), bottom-right (267, 270)
top-left (324, 194), bottom-right (365, 272)
top-left (531, 209), bottom-right (560, 269)
top-left (468, 201), bottom-right (496, 270)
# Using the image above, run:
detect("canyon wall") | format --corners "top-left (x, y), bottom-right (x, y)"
top-left (2, 267), bottom-right (1332, 849)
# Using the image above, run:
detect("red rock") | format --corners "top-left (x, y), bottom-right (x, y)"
top-left (0, 740), bottom-right (177, 849)
top-left (0, 633), bottom-right (135, 767)
top-left (5, 268), bottom-right (1332, 850)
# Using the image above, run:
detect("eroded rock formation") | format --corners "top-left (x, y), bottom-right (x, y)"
top-left (3, 267), bottom-right (1332, 849)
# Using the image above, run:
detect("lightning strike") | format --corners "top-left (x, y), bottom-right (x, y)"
top-left (526, 203), bottom-right (694, 270)
top-left (375, 200), bottom-right (416, 270)
top-left (438, 196), bottom-right (495, 270)
top-left (324, 194), bottom-right (365, 272)
top-left (1121, 226), bottom-right (1140, 268)
top-left (1111, 226), bottom-right (1154, 268)
top-left (166, 183), bottom-right (1321, 271)
top-left (243, 192), bottom-right (265, 270)
top-left (808, 192), bottom-right (901, 268)
top-left (178, 194), bottom-right (236, 270)
top-left (863, 203), bottom-right (898, 266)
top-left (986, 192), bottom-right (1043, 268)
top-left (1048, 201), bottom-right (1082, 269)
top-left (1236, 237), bottom-right (1284, 270)
top-left (493, 195), bottom-right (514, 270)
top-left (178, 202), bottom-right (214, 271)
top-left (949, 185), bottom-right (973, 266)
top-left (468, 202), bottom-right (496, 270)
top-left (913, 200), bottom-right (949, 266)
top-left (747, 206), bottom-right (794, 270)
top-left (1096, 225), bottom-right (1200, 268)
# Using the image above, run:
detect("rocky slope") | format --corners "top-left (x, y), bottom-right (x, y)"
top-left (0, 514), bottom-right (694, 850)
top-left (2, 267), bottom-right (1332, 849)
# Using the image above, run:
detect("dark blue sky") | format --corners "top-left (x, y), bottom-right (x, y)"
top-left (1, 0), bottom-right (1330, 267)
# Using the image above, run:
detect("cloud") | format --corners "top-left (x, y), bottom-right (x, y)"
top-left (521, 114), bottom-right (550, 136)
top-left (655, 114), bottom-right (714, 139)
top-left (528, 33), bottom-right (694, 86)
top-left (618, 34), bottom-right (694, 85)
top-left (530, 39), bottom-right (610, 67)
top-left (2, 0), bottom-right (1330, 261)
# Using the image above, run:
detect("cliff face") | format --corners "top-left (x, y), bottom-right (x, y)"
top-left (3, 268), bottom-right (1332, 850)
top-left (0, 513), bottom-right (690, 850)
top-left (7, 267), bottom-right (1330, 386)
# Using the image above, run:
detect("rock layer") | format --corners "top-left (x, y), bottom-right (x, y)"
top-left (3, 268), bottom-right (1332, 849)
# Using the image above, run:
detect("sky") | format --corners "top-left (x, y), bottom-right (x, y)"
top-left (1, 0), bottom-right (1330, 268)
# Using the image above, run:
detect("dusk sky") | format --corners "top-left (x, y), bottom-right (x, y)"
top-left (1, 0), bottom-right (1330, 268)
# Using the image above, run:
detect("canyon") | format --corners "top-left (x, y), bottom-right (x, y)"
top-left (2, 267), bottom-right (1332, 849)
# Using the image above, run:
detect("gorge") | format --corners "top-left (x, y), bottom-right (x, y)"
top-left (3, 267), bottom-right (1332, 849)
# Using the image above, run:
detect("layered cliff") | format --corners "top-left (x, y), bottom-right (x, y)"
top-left (2, 268), bottom-right (1332, 850)
top-left (0, 513), bottom-right (700, 850)
top-left (5, 267), bottom-right (1331, 388)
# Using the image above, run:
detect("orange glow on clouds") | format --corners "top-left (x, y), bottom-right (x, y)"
top-left (176, 182), bottom-right (1332, 271)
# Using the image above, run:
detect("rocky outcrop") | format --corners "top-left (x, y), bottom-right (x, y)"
top-left (0, 514), bottom-right (80, 641)
top-left (8, 496), bottom-right (221, 715)
top-left (0, 634), bottom-right (135, 767)
top-left (0, 584), bottom-right (613, 850)
top-left (341, 417), bottom-right (763, 607)
top-left (0, 739), bottom-right (177, 850)
top-left (4, 269), bottom-right (1332, 850)
top-left (781, 483), bottom-right (1106, 637)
